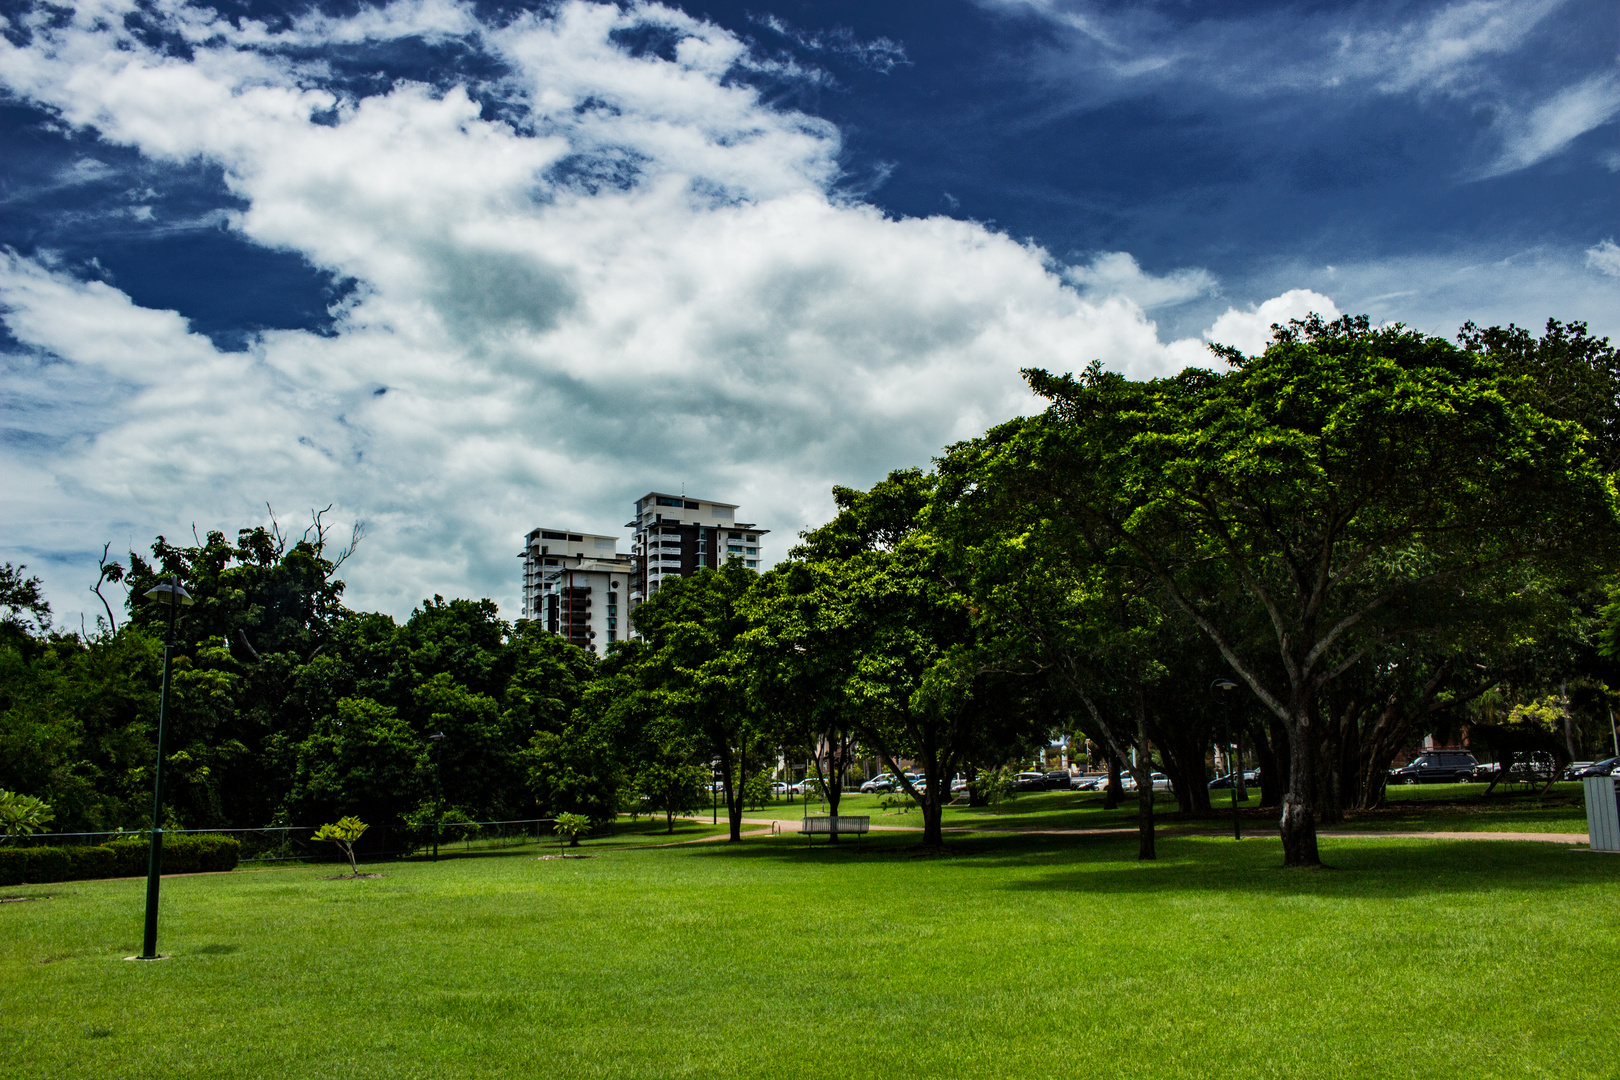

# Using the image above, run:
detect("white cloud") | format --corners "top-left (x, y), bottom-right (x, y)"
top-left (1588, 239), bottom-right (1620, 278)
top-left (1063, 251), bottom-right (1216, 310)
top-left (1485, 71), bottom-right (1620, 176)
top-left (1203, 289), bottom-right (1343, 356)
top-left (1229, 244), bottom-right (1620, 347)
top-left (0, 0), bottom-right (1287, 622)
top-left (983, 0), bottom-right (1569, 98)
top-left (982, 0), bottom-right (1615, 178)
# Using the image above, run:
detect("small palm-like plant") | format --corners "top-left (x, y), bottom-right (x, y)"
top-left (555, 813), bottom-right (590, 849)
top-left (312, 816), bottom-right (369, 876)
top-left (0, 790), bottom-right (54, 843)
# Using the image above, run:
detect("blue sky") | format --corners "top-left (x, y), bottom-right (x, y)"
top-left (2, 0), bottom-right (1617, 624)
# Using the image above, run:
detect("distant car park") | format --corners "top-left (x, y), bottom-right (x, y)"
top-left (1571, 756), bottom-right (1619, 778)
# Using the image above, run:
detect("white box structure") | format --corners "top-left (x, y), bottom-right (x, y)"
top-left (519, 528), bottom-right (634, 653)
top-left (1585, 775), bottom-right (1620, 852)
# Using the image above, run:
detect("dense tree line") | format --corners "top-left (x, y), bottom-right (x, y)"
top-left (3, 317), bottom-right (1618, 867)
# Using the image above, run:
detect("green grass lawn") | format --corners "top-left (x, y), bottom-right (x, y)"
top-left (4, 828), bottom-right (1617, 1079)
top-left (739, 782), bottom-right (1593, 835)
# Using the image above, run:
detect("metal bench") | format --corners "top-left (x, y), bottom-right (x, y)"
top-left (801, 815), bottom-right (870, 843)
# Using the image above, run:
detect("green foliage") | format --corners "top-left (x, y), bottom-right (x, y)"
top-left (312, 816), bottom-right (369, 875)
top-left (0, 562), bottom-right (51, 635)
top-left (0, 789), bottom-right (54, 842)
top-left (286, 698), bottom-right (428, 829)
top-left (738, 770), bottom-right (773, 810)
top-left (0, 832), bottom-right (239, 886)
top-left (617, 563), bottom-right (772, 839)
top-left (554, 812), bottom-right (590, 847)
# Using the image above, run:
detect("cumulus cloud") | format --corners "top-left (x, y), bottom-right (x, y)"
top-left (1063, 251), bottom-right (1216, 310)
top-left (1203, 290), bottom-right (1343, 356)
top-left (1588, 239), bottom-right (1620, 278)
top-left (0, 0), bottom-right (1296, 620)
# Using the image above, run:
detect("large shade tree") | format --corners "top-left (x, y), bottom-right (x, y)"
top-left (1023, 316), bottom-right (1620, 865)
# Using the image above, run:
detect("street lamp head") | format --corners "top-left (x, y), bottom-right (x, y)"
top-left (429, 732), bottom-right (446, 741)
top-left (142, 581), bottom-right (194, 607)
top-left (1211, 678), bottom-right (1238, 693)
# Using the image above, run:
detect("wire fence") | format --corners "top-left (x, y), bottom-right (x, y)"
top-left (10, 818), bottom-right (600, 864)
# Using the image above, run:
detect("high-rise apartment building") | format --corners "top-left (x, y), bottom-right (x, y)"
top-left (520, 493), bottom-right (766, 649)
top-left (627, 492), bottom-right (767, 608)
top-left (518, 527), bottom-right (634, 653)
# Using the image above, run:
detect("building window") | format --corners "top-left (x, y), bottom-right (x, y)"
top-left (746, 560), bottom-right (757, 568)
top-left (657, 496), bottom-right (683, 507)
top-left (745, 547), bottom-right (757, 555)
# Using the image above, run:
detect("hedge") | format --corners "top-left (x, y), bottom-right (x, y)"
top-left (0, 834), bottom-right (240, 886)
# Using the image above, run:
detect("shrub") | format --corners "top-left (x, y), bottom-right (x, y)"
top-left (0, 834), bottom-right (238, 885)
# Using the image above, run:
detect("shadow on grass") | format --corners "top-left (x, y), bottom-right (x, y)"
top-left (666, 826), bottom-right (1615, 899)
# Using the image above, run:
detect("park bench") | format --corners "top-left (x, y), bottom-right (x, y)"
top-left (801, 815), bottom-right (869, 844)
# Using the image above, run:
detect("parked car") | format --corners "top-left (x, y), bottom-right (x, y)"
top-left (950, 777), bottom-right (970, 794)
top-left (769, 781), bottom-right (791, 795)
top-left (1044, 770), bottom-right (1073, 790)
top-left (1572, 756), bottom-right (1620, 778)
top-left (1208, 769), bottom-right (1260, 790)
top-left (1389, 751), bottom-right (1478, 784)
top-left (860, 775), bottom-right (895, 794)
top-left (1013, 771), bottom-right (1048, 791)
top-left (1073, 774), bottom-right (1107, 791)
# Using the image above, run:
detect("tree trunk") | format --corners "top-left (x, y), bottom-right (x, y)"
top-left (965, 763), bottom-right (989, 807)
top-left (920, 773), bottom-right (946, 848)
top-left (1254, 718), bottom-right (1286, 809)
top-left (720, 744), bottom-right (743, 842)
top-left (1104, 753), bottom-right (1123, 809)
top-left (1280, 711), bottom-right (1321, 867)
top-left (1133, 688), bottom-right (1156, 861)
top-left (1136, 782), bottom-right (1156, 860)
top-left (1314, 700), bottom-right (1346, 826)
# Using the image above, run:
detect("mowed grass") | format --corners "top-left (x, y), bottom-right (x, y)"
top-left (745, 781), bottom-right (1594, 835)
top-left (4, 829), bottom-right (1619, 1079)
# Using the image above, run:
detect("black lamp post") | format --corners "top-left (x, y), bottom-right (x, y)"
top-left (1212, 678), bottom-right (1241, 841)
top-left (428, 731), bottom-right (445, 861)
top-left (135, 575), bottom-right (193, 960)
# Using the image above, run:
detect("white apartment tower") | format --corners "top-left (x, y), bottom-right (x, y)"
top-left (628, 492), bottom-right (767, 609)
top-left (520, 494), bottom-right (766, 649)
top-left (519, 528), bottom-right (634, 652)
